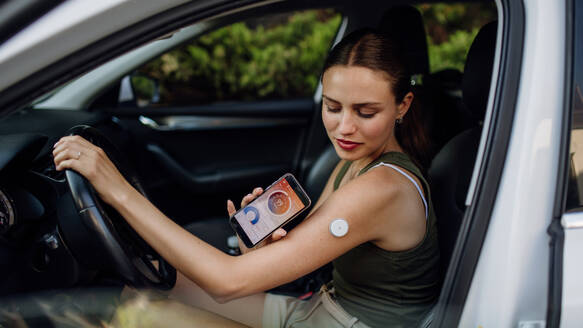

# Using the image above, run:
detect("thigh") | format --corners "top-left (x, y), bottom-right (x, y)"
top-left (113, 295), bottom-right (249, 328)
top-left (168, 271), bottom-right (266, 328)
top-left (264, 287), bottom-right (371, 328)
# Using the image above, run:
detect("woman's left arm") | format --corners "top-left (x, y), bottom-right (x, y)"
top-left (53, 136), bottom-right (404, 303)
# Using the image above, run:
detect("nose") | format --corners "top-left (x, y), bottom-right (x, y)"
top-left (338, 111), bottom-right (357, 135)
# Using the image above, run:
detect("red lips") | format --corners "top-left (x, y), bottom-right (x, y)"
top-left (336, 138), bottom-right (362, 150)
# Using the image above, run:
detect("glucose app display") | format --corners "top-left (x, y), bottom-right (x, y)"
top-left (268, 191), bottom-right (291, 215)
top-left (235, 178), bottom-right (305, 245)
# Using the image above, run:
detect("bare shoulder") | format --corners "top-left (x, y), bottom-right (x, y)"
top-left (344, 164), bottom-right (427, 250)
top-left (339, 164), bottom-right (409, 204)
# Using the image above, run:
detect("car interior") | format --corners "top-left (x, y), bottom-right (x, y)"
top-left (0, 0), bottom-right (498, 325)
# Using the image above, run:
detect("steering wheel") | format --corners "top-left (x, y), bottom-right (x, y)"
top-left (57, 125), bottom-right (176, 289)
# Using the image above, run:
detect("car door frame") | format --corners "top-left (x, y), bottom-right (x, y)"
top-left (432, 0), bottom-right (525, 326)
top-left (549, 0), bottom-right (583, 326)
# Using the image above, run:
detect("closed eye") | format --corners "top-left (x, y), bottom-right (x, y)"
top-left (326, 104), bottom-right (341, 113)
top-left (357, 111), bottom-right (375, 118)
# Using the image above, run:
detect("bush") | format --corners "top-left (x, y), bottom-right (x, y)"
top-left (427, 28), bottom-right (479, 72)
top-left (135, 4), bottom-right (497, 105)
top-left (418, 3), bottom-right (497, 72)
top-left (137, 10), bottom-right (341, 105)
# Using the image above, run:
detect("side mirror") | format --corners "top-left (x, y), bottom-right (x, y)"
top-left (118, 74), bottom-right (160, 107)
top-left (130, 74), bottom-right (160, 106)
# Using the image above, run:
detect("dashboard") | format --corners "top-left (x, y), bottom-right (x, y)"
top-left (0, 133), bottom-right (92, 295)
top-left (0, 134), bottom-right (53, 237)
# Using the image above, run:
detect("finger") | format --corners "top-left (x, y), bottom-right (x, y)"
top-left (53, 140), bottom-right (87, 160)
top-left (227, 199), bottom-right (236, 218)
top-left (241, 193), bottom-right (256, 208)
top-left (53, 138), bottom-right (64, 149)
top-left (55, 159), bottom-right (78, 172)
top-left (270, 228), bottom-right (287, 241)
top-left (53, 136), bottom-right (77, 149)
top-left (53, 147), bottom-right (73, 166)
top-left (252, 187), bottom-right (263, 196)
top-left (53, 136), bottom-right (79, 150)
top-left (53, 147), bottom-right (89, 169)
top-left (52, 142), bottom-right (72, 157)
top-left (53, 136), bottom-right (95, 153)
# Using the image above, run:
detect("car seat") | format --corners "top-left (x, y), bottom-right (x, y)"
top-left (378, 5), bottom-right (430, 77)
top-left (379, 5), bottom-right (472, 163)
top-left (428, 21), bottom-right (497, 277)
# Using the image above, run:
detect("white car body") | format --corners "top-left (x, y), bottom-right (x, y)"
top-left (462, 0), bottom-right (566, 326)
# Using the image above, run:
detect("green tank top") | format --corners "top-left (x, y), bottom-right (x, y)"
top-left (331, 152), bottom-right (440, 328)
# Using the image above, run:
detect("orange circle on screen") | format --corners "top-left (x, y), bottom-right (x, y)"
top-left (268, 191), bottom-right (291, 215)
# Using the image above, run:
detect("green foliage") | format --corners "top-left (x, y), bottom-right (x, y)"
top-left (418, 3), bottom-right (497, 72)
top-left (130, 75), bottom-right (157, 101)
top-left (134, 4), bottom-right (497, 104)
top-left (427, 28), bottom-right (479, 72)
top-left (137, 10), bottom-right (341, 105)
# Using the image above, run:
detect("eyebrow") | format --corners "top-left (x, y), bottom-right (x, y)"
top-left (322, 95), bottom-right (382, 107)
top-left (322, 95), bottom-right (340, 103)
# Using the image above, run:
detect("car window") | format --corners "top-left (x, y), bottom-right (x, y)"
top-left (418, 2), bottom-right (497, 73)
top-left (566, 0), bottom-right (583, 211)
top-left (127, 9), bottom-right (342, 108)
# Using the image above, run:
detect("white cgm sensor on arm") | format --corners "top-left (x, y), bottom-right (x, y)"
top-left (329, 218), bottom-right (349, 237)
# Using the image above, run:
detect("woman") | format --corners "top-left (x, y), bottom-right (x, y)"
top-left (53, 29), bottom-right (440, 327)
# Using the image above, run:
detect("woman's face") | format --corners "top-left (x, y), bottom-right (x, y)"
top-left (321, 65), bottom-right (411, 162)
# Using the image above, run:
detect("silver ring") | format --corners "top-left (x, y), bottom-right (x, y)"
top-left (75, 151), bottom-right (81, 160)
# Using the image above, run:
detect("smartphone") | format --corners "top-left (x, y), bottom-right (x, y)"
top-left (230, 173), bottom-right (311, 249)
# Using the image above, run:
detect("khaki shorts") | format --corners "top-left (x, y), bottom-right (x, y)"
top-left (262, 284), bottom-right (371, 328)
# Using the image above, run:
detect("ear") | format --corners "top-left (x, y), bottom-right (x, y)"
top-left (397, 92), bottom-right (414, 118)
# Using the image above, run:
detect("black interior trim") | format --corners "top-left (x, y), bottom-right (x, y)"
top-left (554, 0), bottom-right (576, 224)
top-left (0, 134), bottom-right (48, 172)
top-left (139, 116), bottom-right (307, 131)
top-left (547, 0), bottom-right (577, 326)
top-left (433, 1), bottom-right (525, 327)
top-left (146, 144), bottom-right (287, 193)
top-left (0, 0), bottom-right (65, 45)
top-left (108, 99), bottom-right (315, 118)
top-left (546, 219), bottom-right (565, 328)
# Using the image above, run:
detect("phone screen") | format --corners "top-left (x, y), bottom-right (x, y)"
top-left (233, 176), bottom-right (307, 245)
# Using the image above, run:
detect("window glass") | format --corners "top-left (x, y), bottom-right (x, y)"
top-left (132, 10), bottom-right (341, 107)
top-left (417, 3), bottom-right (497, 72)
top-left (566, 0), bottom-right (583, 210)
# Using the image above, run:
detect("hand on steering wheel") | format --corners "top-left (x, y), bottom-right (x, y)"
top-left (53, 135), bottom-right (132, 206)
top-left (53, 125), bottom-right (176, 290)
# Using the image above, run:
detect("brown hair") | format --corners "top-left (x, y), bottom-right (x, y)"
top-left (322, 29), bottom-right (431, 170)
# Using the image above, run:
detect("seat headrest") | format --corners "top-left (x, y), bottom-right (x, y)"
top-left (378, 5), bottom-right (429, 76)
top-left (462, 21), bottom-right (497, 121)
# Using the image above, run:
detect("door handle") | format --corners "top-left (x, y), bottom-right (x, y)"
top-left (139, 115), bottom-right (161, 129)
